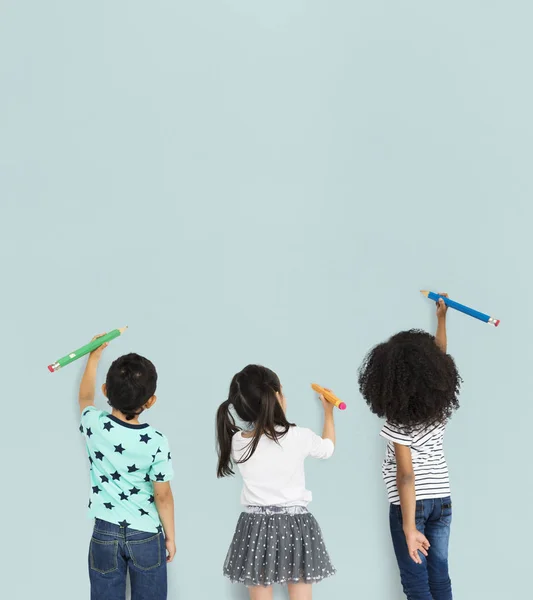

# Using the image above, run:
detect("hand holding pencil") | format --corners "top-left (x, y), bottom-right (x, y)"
top-left (318, 388), bottom-right (334, 413)
top-left (435, 293), bottom-right (449, 320)
top-left (88, 333), bottom-right (110, 360)
top-left (48, 326), bottom-right (128, 372)
top-left (421, 291), bottom-right (500, 327)
top-left (312, 384), bottom-right (347, 411)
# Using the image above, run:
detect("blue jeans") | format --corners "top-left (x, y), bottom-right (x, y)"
top-left (389, 497), bottom-right (452, 600)
top-left (89, 519), bottom-right (167, 600)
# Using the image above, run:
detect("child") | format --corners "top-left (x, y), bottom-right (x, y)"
top-left (358, 296), bottom-right (460, 600)
top-left (78, 335), bottom-right (175, 600)
top-left (216, 364), bottom-right (336, 600)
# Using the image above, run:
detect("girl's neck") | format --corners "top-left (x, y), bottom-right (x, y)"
top-left (111, 408), bottom-right (141, 425)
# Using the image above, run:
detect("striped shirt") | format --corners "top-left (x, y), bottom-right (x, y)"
top-left (380, 420), bottom-right (450, 505)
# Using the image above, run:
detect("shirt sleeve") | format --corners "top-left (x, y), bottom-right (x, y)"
top-left (149, 435), bottom-right (174, 483)
top-left (80, 406), bottom-right (103, 434)
top-left (300, 427), bottom-right (335, 460)
top-left (380, 421), bottom-right (412, 446)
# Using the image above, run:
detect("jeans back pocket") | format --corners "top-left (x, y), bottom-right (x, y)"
top-left (127, 533), bottom-right (162, 571)
top-left (90, 537), bottom-right (119, 574)
top-left (440, 498), bottom-right (452, 524)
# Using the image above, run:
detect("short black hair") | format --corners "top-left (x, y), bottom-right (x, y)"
top-left (105, 353), bottom-right (157, 421)
top-left (358, 329), bottom-right (461, 428)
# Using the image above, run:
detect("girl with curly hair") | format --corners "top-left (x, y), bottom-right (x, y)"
top-left (358, 294), bottom-right (461, 600)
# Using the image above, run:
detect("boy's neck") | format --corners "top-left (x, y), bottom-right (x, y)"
top-left (111, 408), bottom-right (141, 425)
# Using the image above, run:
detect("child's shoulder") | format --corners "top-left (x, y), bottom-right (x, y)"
top-left (289, 425), bottom-right (313, 437)
top-left (282, 425), bottom-right (317, 447)
top-left (146, 425), bottom-right (170, 443)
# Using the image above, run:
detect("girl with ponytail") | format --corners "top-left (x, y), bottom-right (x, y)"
top-left (216, 365), bottom-right (337, 599)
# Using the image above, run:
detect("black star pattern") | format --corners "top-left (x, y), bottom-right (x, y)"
top-left (168, 452), bottom-right (171, 460)
top-left (104, 502), bottom-right (114, 510)
top-left (127, 464), bottom-right (139, 473)
top-left (111, 471), bottom-right (121, 481)
top-left (114, 444), bottom-right (125, 454)
top-left (156, 431), bottom-right (163, 437)
top-left (144, 473), bottom-right (151, 482)
top-left (157, 525), bottom-right (163, 533)
top-left (139, 508), bottom-right (149, 516)
top-left (119, 520), bottom-right (131, 528)
top-left (139, 433), bottom-right (152, 444)
top-left (119, 492), bottom-right (129, 501)
top-left (79, 425), bottom-right (84, 433)
top-left (100, 475), bottom-right (109, 484)
top-left (88, 499), bottom-right (92, 508)
top-left (129, 487), bottom-right (140, 495)
top-left (156, 447), bottom-right (161, 454)
top-left (92, 486), bottom-right (101, 494)
top-left (155, 473), bottom-right (165, 482)
top-left (148, 495), bottom-right (155, 504)
top-left (152, 454), bottom-right (156, 463)
top-left (103, 421), bottom-right (114, 432)
top-left (86, 427), bottom-right (93, 438)
top-left (88, 456), bottom-right (94, 465)
top-left (83, 409), bottom-right (91, 416)
top-left (94, 451), bottom-right (104, 461)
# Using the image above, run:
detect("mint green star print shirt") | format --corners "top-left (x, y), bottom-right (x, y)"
top-left (80, 407), bottom-right (174, 533)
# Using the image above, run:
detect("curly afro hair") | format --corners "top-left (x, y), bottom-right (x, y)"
top-left (358, 329), bottom-right (461, 429)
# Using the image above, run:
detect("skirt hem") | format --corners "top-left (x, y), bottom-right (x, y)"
top-left (223, 569), bottom-right (336, 587)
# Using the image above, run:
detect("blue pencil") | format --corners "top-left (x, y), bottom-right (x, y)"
top-left (420, 291), bottom-right (500, 327)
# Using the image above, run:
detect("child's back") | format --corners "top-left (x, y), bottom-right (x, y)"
top-left (82, 408), bottom-right (172, 531)
top-left (232, 425), bottom-right (333, 507)
top-left (381, 421), bottom-right (449, 505)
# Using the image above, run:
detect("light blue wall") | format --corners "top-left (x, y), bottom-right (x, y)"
top-left (1, 2), bottom-right (530, 598)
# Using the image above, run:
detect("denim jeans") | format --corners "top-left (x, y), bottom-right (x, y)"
top-left (89, 519), bottom-right (167, 600)
top-left (389, 497), bottom-right (452, 600)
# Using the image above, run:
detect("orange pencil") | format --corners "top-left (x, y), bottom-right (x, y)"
top-left (311, 384), bottom-right (347, 411)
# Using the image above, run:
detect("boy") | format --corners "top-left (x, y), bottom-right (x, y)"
top-left (78, 335), bottom-right (175, 600)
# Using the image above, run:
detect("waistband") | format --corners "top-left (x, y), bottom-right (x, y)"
top-left (244, 505), bottom-right (309, 515)
top-left (93, 518), bottom-right (160, 539)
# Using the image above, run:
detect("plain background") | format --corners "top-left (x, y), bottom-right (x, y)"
top-left (1, 1), bottom-right (531, 598)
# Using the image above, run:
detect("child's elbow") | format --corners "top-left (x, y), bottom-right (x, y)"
top-left (396, 472), bottom-right (415, 486)
top-left (322, 439), bottom-right (335, 460)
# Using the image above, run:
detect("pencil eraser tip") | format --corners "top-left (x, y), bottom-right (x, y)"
top-left (47, 365), bottom-right (54, 373)
top-left (494, 320), bottom-right (500, 327)
top-left (339, 402), bottom-right (347, 410)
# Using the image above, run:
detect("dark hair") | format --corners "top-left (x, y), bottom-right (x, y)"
top-left (358, 329), bottom-right (461, 429)
top-left (105, 353), bottom-right (157, 421)
top-left (216, 364), bottom-right (294, 478)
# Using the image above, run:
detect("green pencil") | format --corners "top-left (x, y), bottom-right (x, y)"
top-left (48, 327), bottom-right (128, 373)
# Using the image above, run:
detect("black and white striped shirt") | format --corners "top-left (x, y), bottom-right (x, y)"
top-left (380, 421), bottom-right (450, 505)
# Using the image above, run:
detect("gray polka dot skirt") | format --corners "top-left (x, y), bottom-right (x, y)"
top-left (223, 506), bottom-right (336, 586)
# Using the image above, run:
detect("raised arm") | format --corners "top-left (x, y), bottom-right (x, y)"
top-left (394, 443), bottom-right (430, 564)
top-left (435, 293), bottom-right (449, 353)
top-left (319, 393), bottom-right (336, 445)
top-left (79, 334), bottom-right (109, 413)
